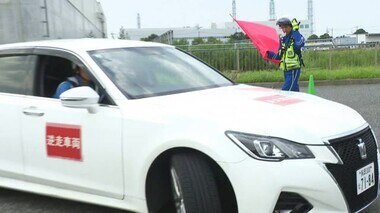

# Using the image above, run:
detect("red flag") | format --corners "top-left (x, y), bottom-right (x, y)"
top-left (234, 19), bottom-right (280, 64)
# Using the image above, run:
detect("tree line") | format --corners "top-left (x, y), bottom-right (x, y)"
top-left (307, 28), bottom-right (368, 40)
top-left (117, 26), bottom-right (368, 44)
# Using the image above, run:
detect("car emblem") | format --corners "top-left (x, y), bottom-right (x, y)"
top-left (357, 138), bottom-right (367, 160)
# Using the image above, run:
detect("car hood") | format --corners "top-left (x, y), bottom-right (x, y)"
top-left (127, 84), bottom-right (367, 145)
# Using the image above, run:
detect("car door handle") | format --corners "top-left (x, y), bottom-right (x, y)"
top-left (23, 107), bottom-right (45, 117)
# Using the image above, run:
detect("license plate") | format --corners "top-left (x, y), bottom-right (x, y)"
top-left (357, 162), bottom-right (375, 195)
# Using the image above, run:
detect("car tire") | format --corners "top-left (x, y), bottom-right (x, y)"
top-left (170, 152), bottom-right (222, 213)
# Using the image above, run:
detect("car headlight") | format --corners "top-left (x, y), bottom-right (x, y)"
top-left (226, 131), bottom-right (315, 161)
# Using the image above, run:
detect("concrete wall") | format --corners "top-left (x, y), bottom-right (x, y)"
top-left (0, 0), bottom-right (106, 44)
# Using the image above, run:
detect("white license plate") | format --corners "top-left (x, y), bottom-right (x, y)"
top-left (357, 162), bottom-right (375, 195)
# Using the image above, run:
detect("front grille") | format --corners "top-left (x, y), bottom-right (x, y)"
top-left (326, 127), bottom-right (379, 212)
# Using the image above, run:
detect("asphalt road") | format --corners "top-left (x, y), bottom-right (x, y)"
top-left (309, 83), bottom-right (380, 142)
top-left (0, 83), bottom-right (379, 213)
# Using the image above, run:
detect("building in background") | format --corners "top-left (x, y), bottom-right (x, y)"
top-left (126, 19), bottom-right (313, 44)
top-left (126, 0), bottom-right (313, 44)
top-left (0, 0), bottom-right (106, 44)
top-left (333, 33), bottom-right (380, 46)
top-left (255, 19), bottom-right (313, 39)
top-left (125, 23), bottom-right (239, 43)
top-left (365, 34), bottom-right (380, 44)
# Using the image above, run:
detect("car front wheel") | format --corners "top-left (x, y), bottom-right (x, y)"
top-left (170, 152), bottom-right (222, 213)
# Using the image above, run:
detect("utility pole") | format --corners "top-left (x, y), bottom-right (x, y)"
top-left (196, 25), bottom-right (202, 38)
top-left (355, 26), bottom-right (359, 44)
top-left (232, 0), bottom-right (236, 19)
top-left (308, 0), bottom-right (314, 34)
top-left (269, 0), bottom-right (276, 21)
top-left (137, 13), bottom-right (141, 29)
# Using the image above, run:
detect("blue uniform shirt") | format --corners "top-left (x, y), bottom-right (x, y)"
top-left (52, 76), bottom-right (84, 99)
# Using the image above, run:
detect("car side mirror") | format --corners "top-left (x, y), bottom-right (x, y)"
top-left (60, 86), bottom-right (99, 114)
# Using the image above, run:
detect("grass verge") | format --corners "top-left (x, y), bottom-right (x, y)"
top-left (222, 67), bottom-right (380, 83)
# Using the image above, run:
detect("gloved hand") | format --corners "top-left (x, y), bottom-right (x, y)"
top-left (292, 18), bottom-right (301, 31)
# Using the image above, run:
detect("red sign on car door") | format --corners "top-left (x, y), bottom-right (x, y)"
top-left (46, 123), bottom-right (82, 161)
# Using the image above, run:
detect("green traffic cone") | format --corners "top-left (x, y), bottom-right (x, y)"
top-left (307, 75), bottom-right (316, 95)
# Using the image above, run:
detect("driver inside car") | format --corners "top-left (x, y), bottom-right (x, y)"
top-left (52, 64), bottom-right (93, 99)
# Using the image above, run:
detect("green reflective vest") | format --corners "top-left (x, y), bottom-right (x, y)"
top-left (279, 38), bottom-right (301, 71)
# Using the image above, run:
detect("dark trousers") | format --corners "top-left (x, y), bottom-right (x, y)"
top-left (282, 69), bottom-right (301, 92)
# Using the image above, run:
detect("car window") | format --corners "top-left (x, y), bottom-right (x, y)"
top-left (89, 47), bottom-right (233, 99)
top-left (39, 56), bottom-right (74, 98)
top-left (35, 54), bottom-right (115, 105)
top-left (0, 55), bottom-right (37, 95)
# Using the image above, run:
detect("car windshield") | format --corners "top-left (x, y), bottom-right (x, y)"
top-left (89, 47), bottom-right (233, 99)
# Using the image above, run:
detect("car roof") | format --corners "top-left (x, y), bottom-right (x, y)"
top-left (0, 38), bottom-right (172, 52)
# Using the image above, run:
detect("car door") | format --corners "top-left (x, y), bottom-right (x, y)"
top-left (21, 50), bottom-right (124, 199)
top-left (0, 53), bottom-right (37, 177)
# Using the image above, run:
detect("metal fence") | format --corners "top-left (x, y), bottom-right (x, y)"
top-left (176, 43), bottom-right (380, 72)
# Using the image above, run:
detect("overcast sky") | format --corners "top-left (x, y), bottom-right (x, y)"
top-left (98, 0), bottom-right (380, 37)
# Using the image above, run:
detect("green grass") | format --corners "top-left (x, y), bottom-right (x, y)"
top-left (223, 67), bottom-right (380, 83)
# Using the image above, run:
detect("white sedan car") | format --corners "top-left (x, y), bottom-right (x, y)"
top-left (0, 39), bottom-right (378, 213)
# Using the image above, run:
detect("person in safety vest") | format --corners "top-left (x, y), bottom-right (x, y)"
top-left (52, 64), bottom-right (93, 98)
top-left (267, 17), bottom-right (305, 92)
